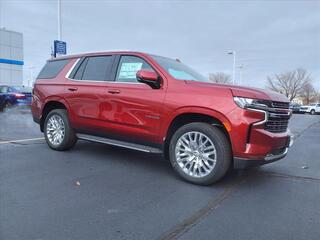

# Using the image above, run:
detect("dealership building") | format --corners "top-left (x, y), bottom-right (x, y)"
top-left (0, 28), bottom-right (24, 86)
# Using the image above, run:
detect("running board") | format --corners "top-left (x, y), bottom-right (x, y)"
top-left (77, 134), bottom-right (163, 154)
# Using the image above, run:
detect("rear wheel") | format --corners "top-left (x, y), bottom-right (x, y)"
top-left (310, 109), bottom-right (315, 115)
top-left (44, 109), bottom-right (77, 151)
top-left (169, 122), bottom-right (231, 185)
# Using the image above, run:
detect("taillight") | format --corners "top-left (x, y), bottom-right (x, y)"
top-left (13, 93), bottom-right (26, 99)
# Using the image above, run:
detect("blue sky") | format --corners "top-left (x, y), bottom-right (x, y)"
top-left (0, 0), bottom-right (319, 89)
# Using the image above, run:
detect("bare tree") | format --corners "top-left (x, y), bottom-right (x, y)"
top-left (266, 68), bottom-right (310, 101)
top-left (299, 82), bottom-right (318, 104)
top-left (209, 72), bottom-right (232, 84)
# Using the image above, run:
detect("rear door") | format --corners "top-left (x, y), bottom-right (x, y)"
top-left (102, 55), bottom-right (166, 145)
top-left (64, 55), bottom-right (117, 133)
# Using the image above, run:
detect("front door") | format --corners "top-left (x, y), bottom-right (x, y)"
top-left (103, 55), bottom-right (166, 145)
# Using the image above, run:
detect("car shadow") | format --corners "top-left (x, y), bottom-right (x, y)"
top-left (70, 140), bottom-right (256, 188)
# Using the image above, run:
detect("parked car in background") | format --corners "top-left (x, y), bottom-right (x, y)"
top-left (32, 51), bottom-right (293, 185)
top-left (0, 93), bottom-right (5, 111)
top-left (289, 103), bottom-right (301, 113)
top-left (0, 85), bottom-right (32, 111)
top-left (300, 103), bottom-right (320, 115)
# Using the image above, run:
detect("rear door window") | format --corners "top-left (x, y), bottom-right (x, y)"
top-left (81, 56), bottom-right (114, 81)
top-left (73, 58), bottom-right (88, 80)
top-left (37, 59), bottom-right (69, 79)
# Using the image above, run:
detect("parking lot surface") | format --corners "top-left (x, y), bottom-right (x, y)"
top-left (1, 108), bottom-right (320, 240)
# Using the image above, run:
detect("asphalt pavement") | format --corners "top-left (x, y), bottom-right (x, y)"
top-left (0, 108), bottom-right (319, 240)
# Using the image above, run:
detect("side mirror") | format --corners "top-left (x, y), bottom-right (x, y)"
top-left (136, 70), bottom-right (160, 89)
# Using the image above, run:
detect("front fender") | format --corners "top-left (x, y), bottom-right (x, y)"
top-left (160, 106), bottom-right (233, 141)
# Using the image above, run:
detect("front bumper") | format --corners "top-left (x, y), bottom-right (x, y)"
top-left (234, 134), bottom-right (293, 169)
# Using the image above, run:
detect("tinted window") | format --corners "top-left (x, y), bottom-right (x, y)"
top-left (81, 56), bottom-right (113, 81)
top-left (37, 59), bottom-right (69, 79)
top-left (116, 56), bottom-right (153, 83)
top-left (73, 58), bottom-right (88, 80)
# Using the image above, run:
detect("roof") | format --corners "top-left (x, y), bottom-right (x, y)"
top-left (51, 50), bottom-right (148, 61)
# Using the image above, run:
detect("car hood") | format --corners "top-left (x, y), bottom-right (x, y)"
top-left (185, 81), bottom-right (289, 102)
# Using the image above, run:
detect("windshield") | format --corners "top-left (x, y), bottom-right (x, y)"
top-left (150, 55), bottom-right (209, 82)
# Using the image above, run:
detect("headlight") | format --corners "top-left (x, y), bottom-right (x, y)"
top-left (233, 97), bottom-right (269, 109)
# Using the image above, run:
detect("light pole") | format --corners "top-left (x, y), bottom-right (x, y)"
top-left (26, 66), bottom-right (35, 87)
top-left (57, 0), bottom-right (62, 40)
top-left (228, 51), bottom-right (236, 85)
top-left (238, 64), bottom-right (244, 85)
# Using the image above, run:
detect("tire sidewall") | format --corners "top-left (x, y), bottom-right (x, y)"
top-left (169, 123), bottom-right (231, 185)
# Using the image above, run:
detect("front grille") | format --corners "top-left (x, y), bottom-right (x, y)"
top-left (271, 101), bottom-right (289, 109)
top-left (264, 101), bottom-right (290, 133)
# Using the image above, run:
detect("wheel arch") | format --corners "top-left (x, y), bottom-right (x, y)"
top-left (40, 99), bottom-right (68, 132)
top-left (163, 108), bottom-right (232, 160)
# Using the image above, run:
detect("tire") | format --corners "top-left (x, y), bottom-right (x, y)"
top-left (44, 109), bottom-right (77, 151)
top-left (169, 122), bottom-right (231, 185)
top-left (310, 109), bottom-right (315, 115)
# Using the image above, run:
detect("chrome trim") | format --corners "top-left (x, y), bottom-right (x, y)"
top-left (79, 136), bottom-right (150, 152)
top-left (264, 147), bottom-right (288, 161)
top-left (247, 108), bottom-right (268, 126)
top-left (67, 78), bottom-right (144, 84)
top-left (65, 58), bottom-right (80, 79)
top-left (77, 134), bottom-right (162, 153)
top-left (64, 58), bottom-right (144, 85)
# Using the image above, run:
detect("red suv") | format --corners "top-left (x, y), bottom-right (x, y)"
top-left (32, 51), bottom-right (292, 185)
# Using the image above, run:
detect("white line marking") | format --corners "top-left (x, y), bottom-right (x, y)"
top-left (0, 137), bottom-right (45, 145)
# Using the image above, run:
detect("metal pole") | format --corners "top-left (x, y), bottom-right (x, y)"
top-left (232, 51), bottom-right (236, 85)
top-left (238, 64), bottom-right (243, 85)
top-left (228, 51), bottom-right (236, 85)
top-left (58, 0), bottom-right (61, 40)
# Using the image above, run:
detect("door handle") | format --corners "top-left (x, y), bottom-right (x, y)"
top-left (108, 89), bottom-right (121, 94)
top-left (68, 87), bottom-right (78, 92)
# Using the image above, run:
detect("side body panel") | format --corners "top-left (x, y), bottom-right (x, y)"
top-left (31, 51), bottom-right (292, 162)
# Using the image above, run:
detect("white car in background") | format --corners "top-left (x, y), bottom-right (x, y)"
top-left (300, 103), bottom-right (320, 115)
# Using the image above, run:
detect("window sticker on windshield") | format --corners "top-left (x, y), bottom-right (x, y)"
top-left (119, 62), bottom-right (143, 79)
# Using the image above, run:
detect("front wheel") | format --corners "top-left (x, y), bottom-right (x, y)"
top-left (169, 122), bottom-right (231, 185)
top-left (44, 109), bottom-right (77, 151)
top-left (310, 109), bottom-right (315, 115)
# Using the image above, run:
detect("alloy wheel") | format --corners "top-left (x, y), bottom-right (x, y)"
top-left (175, 131), bottom-right (217, 178)
top-left (46, 114), bottom-right (65, 146)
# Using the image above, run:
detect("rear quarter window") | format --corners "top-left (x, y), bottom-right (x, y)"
top-left (37, 59), bottom-right (69, 79)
